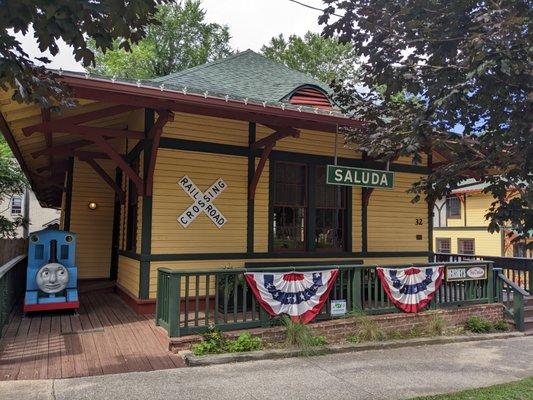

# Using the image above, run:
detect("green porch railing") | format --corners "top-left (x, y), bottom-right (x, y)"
top-left (434, 253), bottom-right (532, 294)
top-left (0, 255), bottom-right (27, 338)
top-left (156, 261), bottom-right (495, 337)
top-left (494, 268), bottom-right (529, 331)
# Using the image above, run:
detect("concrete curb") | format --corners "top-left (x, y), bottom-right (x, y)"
top-left (182, 331), bottom-right (525, 367)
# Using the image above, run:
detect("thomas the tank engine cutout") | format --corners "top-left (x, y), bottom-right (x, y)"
top-left (24, 230), bottom-right (79, 313)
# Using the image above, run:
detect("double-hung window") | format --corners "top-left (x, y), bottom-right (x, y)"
top-left (10, 196), bottom-right (22, 215)
top-left (273, 162), bottom-right (307, 251)
top-left (458, 238), bottom-right (475, 255)
top-left (446, 196), bottom-right (461, 219)
top-left (272, 161), bottom-right (347, 252)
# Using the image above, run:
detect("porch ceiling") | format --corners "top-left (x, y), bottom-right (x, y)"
top-left (0, 90), bottom-right (135, 207)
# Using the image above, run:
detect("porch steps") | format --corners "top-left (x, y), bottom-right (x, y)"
top-left (523, 296), bottom-right (533, 333)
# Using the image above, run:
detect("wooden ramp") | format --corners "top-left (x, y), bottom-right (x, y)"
top-left (0, 282), bottom-right (184, 380)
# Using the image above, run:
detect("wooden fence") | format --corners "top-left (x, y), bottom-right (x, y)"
top-left (0, 239), bottom-right (27, 265)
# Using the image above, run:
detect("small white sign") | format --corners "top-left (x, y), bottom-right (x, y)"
top-left (330, 299), bottom-right (347, 316)
top-left (177, 176), bottom-right (227, 228)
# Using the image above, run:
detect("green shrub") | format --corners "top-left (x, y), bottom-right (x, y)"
top-left (191, 325), bottom-right (226, 356)
top-left (281, 315), bottom-right (325, 353)
top-left (224, 333), bottom-right (262, 353)
top-left (191, 327), bottom-right (263, 356)
top-left (493, 320), bottom-right (509, 332)
top-left (465, 316), bottom-right (492, 333)
top-left (309, 335), bottom-right (327, 346)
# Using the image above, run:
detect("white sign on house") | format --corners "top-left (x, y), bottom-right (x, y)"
top-left (177, 175), bottom-right (227, 229)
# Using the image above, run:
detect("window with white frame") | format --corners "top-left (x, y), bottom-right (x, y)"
top-left (10, 196), bottom-right (22, 215)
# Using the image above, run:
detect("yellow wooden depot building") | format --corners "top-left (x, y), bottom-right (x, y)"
top-left (0, 51), bottom-right (435, 312)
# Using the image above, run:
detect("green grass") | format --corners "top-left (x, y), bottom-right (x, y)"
top-left (413, 377), bottom-right (533, 399)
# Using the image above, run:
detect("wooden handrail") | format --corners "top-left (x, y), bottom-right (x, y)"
top-left (0, 255), bottom-right (26, 280)
top-left (496, 272), bottom-right (530, 296)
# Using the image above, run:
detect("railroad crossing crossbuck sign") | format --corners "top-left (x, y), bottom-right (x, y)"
top-left (177, 176), bottom-right (227, 228)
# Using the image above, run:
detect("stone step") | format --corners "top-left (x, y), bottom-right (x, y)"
top-left (524, 317), bottom-right (533, 332)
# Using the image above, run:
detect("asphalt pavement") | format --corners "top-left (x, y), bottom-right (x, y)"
top-left (0, 336), bottom-right (531, 400)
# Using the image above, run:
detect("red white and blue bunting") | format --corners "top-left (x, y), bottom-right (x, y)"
top-left (376, 266), bottom-right (445, 313)
top-left (244, 270), bottom-right (339, 324)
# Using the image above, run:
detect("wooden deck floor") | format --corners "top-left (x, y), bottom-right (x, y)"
top-left (0, 282), bottom-right (184, 380)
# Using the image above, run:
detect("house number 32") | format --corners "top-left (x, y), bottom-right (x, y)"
top-left (415, 218), bottom-right (423, 225)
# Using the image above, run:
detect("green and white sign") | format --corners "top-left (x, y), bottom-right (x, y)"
top-left (446, 265), bottom-right (487, 282)
top-left (326, 165), bottom-right (394, 189)
top-left (330, 299), bottom-right (347, 317)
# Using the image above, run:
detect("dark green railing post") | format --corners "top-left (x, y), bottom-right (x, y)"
top-left (259, 306), bottom-right (269, 328)
top-left (352, 267), bottom-right (363, 312)
top-left (486, 263), bottom-right (494, 303)
top-left (155, 270), bottom-right (163, 326)
top-left (168, 274), bottom-right (181, 337)
top-left (513, 291), bottom-right (524, 331)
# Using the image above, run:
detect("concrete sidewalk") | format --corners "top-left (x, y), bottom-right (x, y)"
top-left (1, 336), bottom-right (532, 400)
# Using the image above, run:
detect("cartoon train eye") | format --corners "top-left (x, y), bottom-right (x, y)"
top-left (58, 269), bottom-right (66, 276)
top-left (42, 270), bottom-right (50, 277)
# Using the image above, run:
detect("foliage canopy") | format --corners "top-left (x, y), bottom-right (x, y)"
top-left (88, 0), bottom-right (232, 79)
top-left (261, 31), bottom-right (356, 84)
top-left (0, 0), bottom-right (168, 107)
top-left (321, 0), bottom-right (532, 241)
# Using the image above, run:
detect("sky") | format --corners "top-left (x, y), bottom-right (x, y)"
top-left (16, 0), bottom-right (328, 72)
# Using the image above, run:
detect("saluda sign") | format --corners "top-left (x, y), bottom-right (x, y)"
top-left (326, 165), bottom-right (394, 189)
top-left (177, 176), bottom-right (227, 228)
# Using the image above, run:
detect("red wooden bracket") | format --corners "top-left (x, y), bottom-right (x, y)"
top-left (362, 187), bottom-right (374, 207)
top-left (249, 142), bottom-right (274, 200)
top-left (23, 105), bottom-right (137, 136)
top-left (56, 125), bottom-right (145, 140)
top-left (81, 157), bottom-right (126, 204)
top-left (248, 126), bottom-right (300, 200)
top-left (251, 127), bottom-right (299, 150)
top-left (91, 135), bottom-right (144, 195)
top-left (145, 110), bottom-right (173, 197)
top-left (32, 139), bottom-right (93, 159)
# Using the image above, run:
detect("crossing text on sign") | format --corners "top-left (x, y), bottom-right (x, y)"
top-left (177, 176), bottom-right (227, 228)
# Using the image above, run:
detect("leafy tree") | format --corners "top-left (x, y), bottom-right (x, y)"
top-left (261, 31), bottom-right (356, 84)
top-left (321, 1), bottom-right (532, 242)
top-left (0, 136), bottom-right (27, 237)
top-left (88, 0), bottom-right (232, 79)
top-left (0, 0), bottom-right (168, 108)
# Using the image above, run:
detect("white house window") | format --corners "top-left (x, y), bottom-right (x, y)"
top-left (11, 196), bottom-right (22, 214)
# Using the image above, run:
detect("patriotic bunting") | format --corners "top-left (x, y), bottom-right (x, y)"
top-left (376, 266), bottom-right (445, 313)
top-left (244, 269), bottom-right (339, 324)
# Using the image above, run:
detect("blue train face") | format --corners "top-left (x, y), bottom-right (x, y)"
top-left (36, 263), bottom-right (70, 293)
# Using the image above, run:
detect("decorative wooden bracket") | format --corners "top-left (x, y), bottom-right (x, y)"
top-left (79, 156), bottom-right (126, 204)
top-left (248, 126), bottom-right (300, 200)
top-left (362, 187), bottom-right (374, 207)
top-left (145, 110), bottom-right (174, 196)
top-left (23, 105), bottom-right (138, 136)
top-left (91, 134), bottom-right (144, 195)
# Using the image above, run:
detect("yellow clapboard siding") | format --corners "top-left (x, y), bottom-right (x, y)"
top-left (117, 256), bottom-right (140, 297)
top-left (434, 229), bottom-right (502, 257)
top-left (69, 158), bottom-right (115, 279)
top-left (151, 149), bottom-right (247, 254)
top-left (162, 112), bottom-right (249, 146)
top-left (367, 173), bottom-right (428, 252)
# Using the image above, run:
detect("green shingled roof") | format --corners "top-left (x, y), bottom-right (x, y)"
top-left (151, 50), bottom-right (332, 103)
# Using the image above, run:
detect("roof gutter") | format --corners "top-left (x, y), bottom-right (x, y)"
top-left (59, 74), bottom-right (364, 132)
